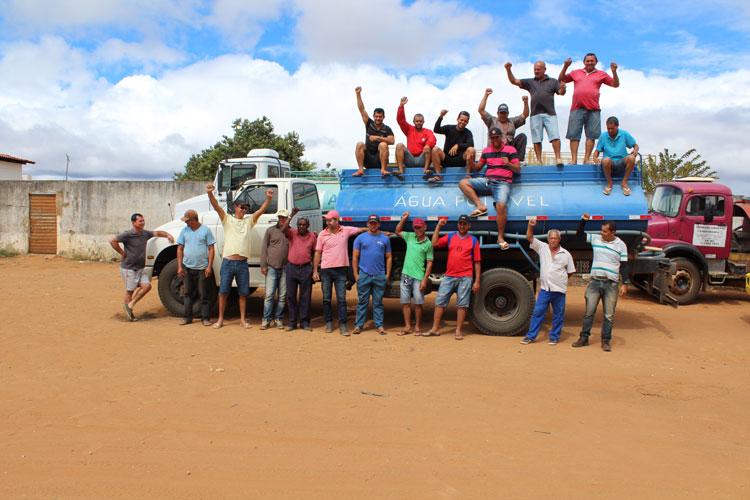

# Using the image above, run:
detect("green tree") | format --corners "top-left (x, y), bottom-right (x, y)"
top-left (174, 117), bottom-right (316, 180)
top-left (642, 148), bottom-right (718, 193)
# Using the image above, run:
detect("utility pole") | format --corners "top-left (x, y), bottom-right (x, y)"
top-left (65, 154), bottom-right (70, 181)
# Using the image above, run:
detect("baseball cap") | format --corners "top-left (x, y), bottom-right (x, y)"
top-left (489, 127), bottom-right (503, 137)
top-left (324, 210), bottom-right (340, 220)
top-left (497, 103), bottom-right (509, 112)
top-left (367, 214), bottom-right (380, 223)
top-left (458, 214), bottom-right (471, 223)
top-left (181, 209), bottom-right (198, 222)
top-left (277, 209), bottom-right (290, 217)
top-left (412, 218), bottom-right (426, 227)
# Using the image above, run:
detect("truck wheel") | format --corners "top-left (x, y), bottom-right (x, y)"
top-left (157, 259), bottom-right (218, 317)
top-left (470, 267), bottom-right (535, 336)
top-left (659, 257), bottom-right (701, 305)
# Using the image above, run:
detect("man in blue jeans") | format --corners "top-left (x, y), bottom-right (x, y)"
top-left (520, 218), bottom-right (575, 345)
top-left (260, 209), bottom-right (292, 330)
top-left (312, 210), bottom-right (367, 335)
top-left (351, 214), bottom-right (392, 336)
top-left (573, 213), bottom-right (630, 352)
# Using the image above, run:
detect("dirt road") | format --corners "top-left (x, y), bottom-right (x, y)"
top-left (1, 255), bottom-right (748, 499)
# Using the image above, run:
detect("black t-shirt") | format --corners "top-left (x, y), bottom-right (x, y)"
top-left (433, 116), bottom-right (474, 153)
top-left (520, 75), bottom-right (561, 116)
top-left (365, 118), bottom-right (394, 154)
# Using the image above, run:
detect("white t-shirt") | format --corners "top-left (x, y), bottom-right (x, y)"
top-left (587, 233), bottom-right (627, 281)
top-left (531, 238), bottom-right (576, 293)
top-left (222, 214), bottom-right (255, 259)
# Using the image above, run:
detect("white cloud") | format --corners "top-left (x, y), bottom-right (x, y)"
top-left (205, 0), bottom-right (286, 48)
top-left (92, 39), bottom-right (186, 67)
top-left (1, 36), bottom-right (749, 195)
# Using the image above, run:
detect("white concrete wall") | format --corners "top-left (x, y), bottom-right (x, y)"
top-left (0, 161), bottom-right (23, 180)
top-left (0, 180), bottom-right (205, 258)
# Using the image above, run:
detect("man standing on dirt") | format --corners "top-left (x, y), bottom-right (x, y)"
top-left (395, 96), bottom-right (437, 177)
top-left (110, 213), bottom-right (174, 321)
top-left (478, 88), bottom-right (529, 161)
top-left (506, 61), bottom-right (566, 166)
top-left (312, 210), bottom-right (368, 335)
top-left (573, 213), bottom-right (629, 352)
top-left (284, 207), bottom-right (317, 332)
top-left (394, 212), bottom-right (434, 337)
top-left (430, 110), bottom-right (476, 182)
top-left (207, 183), bottom-right (274, 329)
top-left (351, 215), bottom-right (392, 336)
top-left (260, 208), bottom-right (293, 330)
top-left (353, 86), bottom-right (396, 179)
top-left (558, 53), bottom-right (619, 165)
top-left (176, 209), bottom-right (216, 327)
top-left (520, 218), bottom-right (575, 345)
top-left (424, 216), bottom-right (481, 340)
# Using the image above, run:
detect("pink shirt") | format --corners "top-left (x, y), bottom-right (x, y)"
top-left (286, 228), bottom-right (317, 265)
top-left (315, 225), bottom-right (361, 269)
top-left (565, 69), bottom-right (614, 111)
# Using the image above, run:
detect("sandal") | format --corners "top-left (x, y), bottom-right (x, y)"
top-left (622, 185), bottom-right (631, 196)
top-left (498, 241), bottom-right (510, 250)
top-left (469, 209), bottom-right (488, 217)
top-left (428, 176), bottom-right (442, 183)
top-left (377, 327), bottom-right (387, 335)
top-left (395, 172), bottom-right (405, 181)
top-left (603, 185), bottom-right (612, 195)
top-left (422, 169), bottom-right (435, 179)
top-left (413, 330), bottom-right (423, 337)
top-left (455, 333), bottom-right (464, 340)
top-left (352, 171), bottom-right (364, 177)
top-left (421, 331), bottom-right (440, 337)
top-left (397, 329), bottom-right (412, 336)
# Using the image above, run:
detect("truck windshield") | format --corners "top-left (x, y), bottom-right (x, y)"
top-left (219, 164), bottom-right (257, 191)
top-left (650, 186), bottom-right (682, 217)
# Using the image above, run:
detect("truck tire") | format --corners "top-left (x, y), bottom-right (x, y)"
top-left (658, 256), bottom-right (701, 305)
top-left (470, 267), bottom-right (535, 336)
top-left (157, 259), bottom-right (218, 317)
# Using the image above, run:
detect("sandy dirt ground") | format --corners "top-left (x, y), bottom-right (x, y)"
top-left (1, 254), bottom-right (749, 499)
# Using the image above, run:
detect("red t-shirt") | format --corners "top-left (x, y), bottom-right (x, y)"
top-left (565, 69), bottom-right (614, 111)
top-left (286, 228), bottom-right (317, 265)
top-left (438, 232), bottom-right (481, 278)
top-left (397, 106), bottom-right (437, 156)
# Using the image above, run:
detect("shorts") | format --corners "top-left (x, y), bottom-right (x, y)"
top-left (466, 178), bottom-right (511, 205)
top-left (121, 268), bottom-right (149, 291)
top-left (566, 109), bottom-right (601, 141)
top-left (364, 150), bottom-right (382, 169)
top-left (435, 276), bottom-right (473, 308)
top-left (529, 113), bottom-right (560, 143)
top-left (399, 274), bottom-right (426, 304)
top-left (404, 150), bottom-right (426, 168)
top-left (219, 258), bottom-right (250, 295)
top-left (607, 158), bottom-right (627, 174)
top-left (442, 151), bottom-right (468, 168)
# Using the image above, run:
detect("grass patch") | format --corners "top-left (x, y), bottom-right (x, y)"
top-left (0, 249), bottom-right (19, 258)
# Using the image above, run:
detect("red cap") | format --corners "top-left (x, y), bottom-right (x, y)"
top-left (412, 218), bottom-right (426, 227)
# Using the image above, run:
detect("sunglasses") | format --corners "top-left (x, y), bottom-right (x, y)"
top-left (236, 205), bottom-right (249, 210)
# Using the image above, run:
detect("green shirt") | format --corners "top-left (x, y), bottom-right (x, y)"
top-left (401, 232), bottom-right (434, 280)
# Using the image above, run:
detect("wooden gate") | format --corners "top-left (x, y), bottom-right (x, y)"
top-left (29, 193), bottom-right (57, 254)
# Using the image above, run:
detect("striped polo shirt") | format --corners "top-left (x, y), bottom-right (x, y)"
top-left (481, 145), bottom-right (519, 183)
top-left (587, 233), bottom-right (628, 281)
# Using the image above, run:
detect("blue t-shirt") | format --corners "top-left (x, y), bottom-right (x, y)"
top-left (177, 224), bottom-right (216, 270)
top-left (596, 129), bottom-right (636, 161)
top-left (353, 231), bottom-right (391, 276)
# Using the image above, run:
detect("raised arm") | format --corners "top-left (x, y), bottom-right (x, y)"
top-left (431, 218), bottom-right (446, 247)
top-left (577, 213), bottom-right (590, 241)
top-left (252, 188), bottom-right (275, 224)
top-left (355, 86), bottom-right (369, 125)
top-left (526, 218), bottom-right (537, 243)
top-left (505, 62), bottom-right (522, 88)
top-left (206, 183), bottom-right (226, 221)
top-left (610, 62), bottom-right (620, 88)
top-left (521, 95), bottom-right (529, 120)
top-left (395, 211), bottom-right (409, 238)
top-left (558, 57), bottom-right (572, 82)
top-left (478, 88), bottom-right (492, 116)
top-left (433, 109), bottom-right (448, 133)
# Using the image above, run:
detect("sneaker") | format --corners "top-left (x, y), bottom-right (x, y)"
top-left (285, 325), bottom-right (295, 332)
top-left (302, 326), bottom-right (313, 332)
top-left (259, 321), bottom-right (271, 330)
top-left (520, 338), bottom-right (533, 345)
top-left (325, 322), bottom-right (333, 333)
top-left (548, 339), bottom-right (558, 345)
top-left (601, 340), bottom-right (611, 352)
top-left (340, 324), bottom-right (350, 336)
top-left (572, 336), bottom-right (589, 348)
top-left (276, 321), bottom-right (285, 330)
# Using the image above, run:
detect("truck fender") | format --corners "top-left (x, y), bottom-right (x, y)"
top-left (661, 242), bottom-right (708, 287)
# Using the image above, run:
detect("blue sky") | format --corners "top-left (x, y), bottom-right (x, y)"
top-left (1, 0), bottom-right (749, 193)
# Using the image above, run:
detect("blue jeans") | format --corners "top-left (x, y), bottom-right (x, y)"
top-left (466, 178), bottom-right (511, 205)
top-left (219, 258), bottom-right (249, 295)
top-left (525, 289), bottom-right (566, 341)
top-left (355, 271), bottom-right (386, 328)
top-left (435, 276), bottom-right (472, 308)
top-left (262, 266), bottom-right (287, 322)
top-left (321, 267), bottom-right (348, 325)
top-left (581, 279), bottom-right (619, 340)
top-left (566, 108), bottom-right (601, 141)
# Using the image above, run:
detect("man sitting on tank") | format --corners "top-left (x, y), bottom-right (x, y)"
top-left (458, 127), bottom-right (521, 250)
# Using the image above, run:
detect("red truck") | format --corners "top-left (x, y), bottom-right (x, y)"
top-left (639, 177), bottom-right (750, 304)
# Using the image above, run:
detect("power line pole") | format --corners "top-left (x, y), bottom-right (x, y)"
top-left (65, 154), bottom-right (70, 181)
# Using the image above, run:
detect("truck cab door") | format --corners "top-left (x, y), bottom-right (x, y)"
top-left (682, 194), bottom-right (731, 259)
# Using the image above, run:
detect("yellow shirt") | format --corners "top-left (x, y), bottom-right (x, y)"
top-left (222, 214), bottom-right (255, 258)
